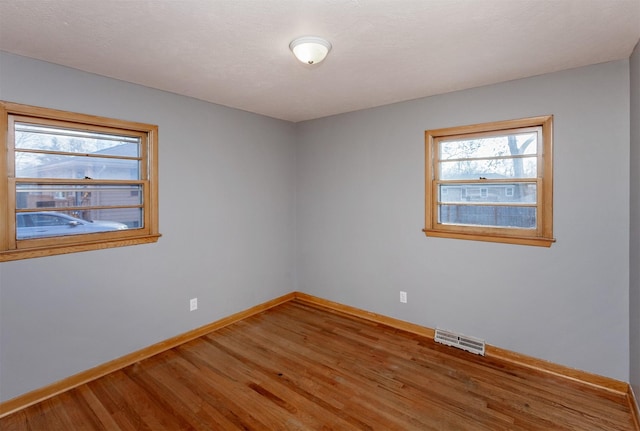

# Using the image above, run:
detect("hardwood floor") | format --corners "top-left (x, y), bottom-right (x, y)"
top-left (1, 299), bottom-right (638, 430)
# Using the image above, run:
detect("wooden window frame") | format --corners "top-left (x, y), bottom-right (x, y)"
top-left (0, 101), bottom-right (160, 262)
top-left (424, 115), bottom-right (555, 247)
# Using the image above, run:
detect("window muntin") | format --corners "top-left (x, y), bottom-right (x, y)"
top-left (0, 101), bottom-right (160, 261)
top-left (424, 116), bottom-right (554, 247)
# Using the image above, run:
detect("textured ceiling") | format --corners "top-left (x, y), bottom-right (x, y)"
top-left (0, 0), bottom-right (639, 122)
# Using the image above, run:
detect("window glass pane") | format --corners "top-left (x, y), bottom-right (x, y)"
top-left (16, 208), bottom-right (139, 240)
top-left (15, 123), bottom-right (140, 156)
top-left (439, 183), bottom-right (537, 203)
top-left (439, 156), bottom-right (537, 180)
top-left (16, 184), bottom-right (143, 209)
top-left (15, 153), bottom-right (139, 180)
top-left (438, 204), bottom-right (536, 228)
top-left (439, 132), bottom-right (537, 160)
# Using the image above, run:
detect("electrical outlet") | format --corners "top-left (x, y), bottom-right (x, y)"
top-left (190, 297), bottom-right (198, 311)
top-left (400, 291), bottom-right (407, 303)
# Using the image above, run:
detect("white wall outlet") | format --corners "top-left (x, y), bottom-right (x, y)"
top-left (189, 297), bottom-right (198, 311)
top-left (400, 291), bottom-right (407, 303)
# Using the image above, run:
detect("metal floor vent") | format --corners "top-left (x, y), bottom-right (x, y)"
top-left (434, 328), bottom-right (485, 356)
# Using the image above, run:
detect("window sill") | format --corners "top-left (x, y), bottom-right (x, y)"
top-left (0, 234), bottom-right (162, 262)
top-left (423, 229), bottom-right (555, 247)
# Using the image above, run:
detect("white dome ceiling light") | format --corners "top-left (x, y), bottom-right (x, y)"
top-left (289, 36), bottom-right (332, 65)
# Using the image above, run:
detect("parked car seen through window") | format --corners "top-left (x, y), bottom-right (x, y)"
top-left (16, 211), bottom-right (128, 240)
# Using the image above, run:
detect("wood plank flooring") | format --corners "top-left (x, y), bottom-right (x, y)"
top-left (1, 299), bottom-right (637, 430)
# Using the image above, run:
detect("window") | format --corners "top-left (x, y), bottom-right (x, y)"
top-left (0, 101), bottom-right (160, 261)
top-left (424, 115), bottom-right (554, 247)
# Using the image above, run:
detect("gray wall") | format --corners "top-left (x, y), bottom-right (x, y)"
top-left (0, 51), bottom-right (635, 403)
top-left (296, 60), bottom-right (631, 381)
top-left (630, 41), bottom-right (640, 398)
top-left (0, 52), bottom-right (297, 402)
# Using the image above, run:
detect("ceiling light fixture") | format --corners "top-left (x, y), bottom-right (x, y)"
top-left (289, 36), bottom-right (332, 65)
